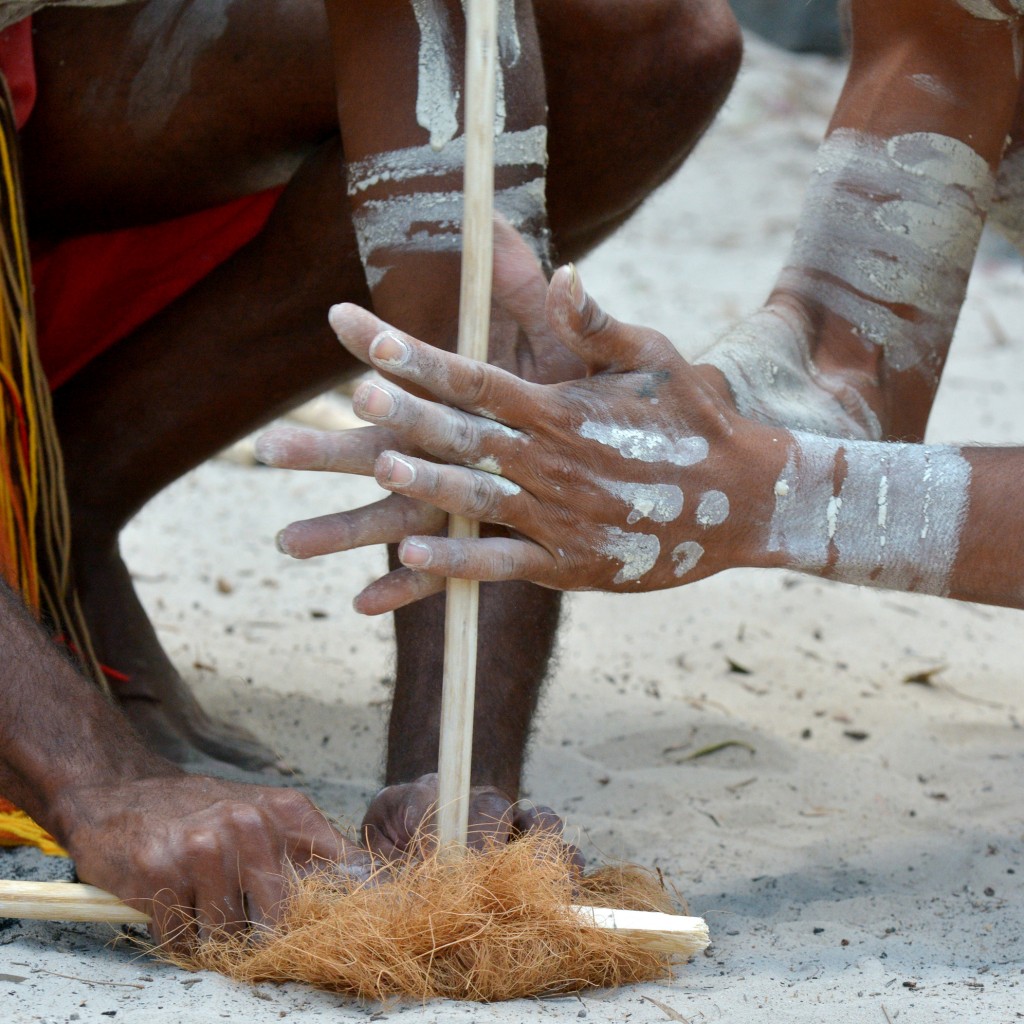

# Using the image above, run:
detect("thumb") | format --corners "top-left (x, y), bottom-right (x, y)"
top-left (545, 265), bottom-right (654, 374)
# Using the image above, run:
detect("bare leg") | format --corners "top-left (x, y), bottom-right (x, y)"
top-left (27, 1), bottom-right (365, 767)
top-left (24, 0), bottom-right (740, 780)
top-left (539, 0), bottom-right (743, 259)
top-left (380, 0), bottom-right (742, 794)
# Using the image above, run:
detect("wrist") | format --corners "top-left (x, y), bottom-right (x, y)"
top-left (44, 703), bottom-right (180, 848)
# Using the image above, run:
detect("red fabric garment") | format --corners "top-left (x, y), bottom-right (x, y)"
top-left (32, 187), bottom-right (284, 388)
top-left (0, 17), bottom-right (36, 129)
top-left (0, 14), bottom-right (286, 389)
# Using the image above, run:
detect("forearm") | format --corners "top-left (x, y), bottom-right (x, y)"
top-left (325, 0), bottom-right (549, 355)
top-left (760, 432), bottom-right (1024, 609)
top-left (0, 580), bottom-right (173, 844)
top-left (700, 0), bottom-right (1021, 441)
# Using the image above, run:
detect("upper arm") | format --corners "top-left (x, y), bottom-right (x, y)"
top-left (837, 0), bottom-right (1021, 161)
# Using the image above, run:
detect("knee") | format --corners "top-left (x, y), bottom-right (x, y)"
top-left (636, 0), bottom-right (743, 131)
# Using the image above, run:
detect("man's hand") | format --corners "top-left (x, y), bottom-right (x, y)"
top-left (361, 772), bottom-right (583, 870)
top-left (57, 772), bottom-right (374, 951)
top-left (255, 220), bottom-right (583, 615)
top-left (269, 264), bottom-right (779, 611)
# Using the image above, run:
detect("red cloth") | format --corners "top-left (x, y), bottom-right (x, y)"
top-left (0, 17), bottom-right (36, 129)
top-left (0, 16), bottom-right (284, 389)
top-left (32, 188), bottom-right (283, 388)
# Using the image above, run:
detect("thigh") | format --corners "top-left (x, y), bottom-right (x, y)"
top-left (22, 0), bottom-right (338, 236)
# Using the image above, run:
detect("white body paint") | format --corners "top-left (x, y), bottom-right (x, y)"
top-left (579, 421), bottom-right (708, 467)
top-left (603, 481), bottom-right (684, 525)
top-left (347, 127), bottom-right (547, 195)
top-left (411, 0), bottom-right (460, 150)
top-left (353, 179), bottom-right (548, 286)
top-left (698, 306), bottom-right (882, 440)
top-left (989, 147), bottom-right (1024, 253)
top-left (768, 431), bottom-right (972, 595)
top-left (124, 0), bottom-right (234, 139)
top-left (952, 0), bottom-right (1023, 20)
top-left (778, 129), bottom-right (991, 384)
top-left (472, 455), bottom-right (503, 475)
top-left (493, 0), bottom-right (522, 134)
top-left (602, 528), bottom-right (660, 585)
top-left (671, 541), bottom-right (704, 578)
top-left (908, 73), bottom-right (957, 105)
top-left (355, 3), bottom-right (546, 287)
top-left (489, 475), bottom-right (522, 497)
top-left (695, 490), bottom-right (730, 527)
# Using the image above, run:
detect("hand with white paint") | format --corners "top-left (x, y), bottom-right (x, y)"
top-left (305, 265), bottom-right (784, 608)
top-left (257, 219), bottom-right (584, 612)
top-left (277, 260), bottom-right (1024, 612)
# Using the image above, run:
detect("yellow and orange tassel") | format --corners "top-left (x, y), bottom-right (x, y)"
top-left (0, 76), bottom-right (101, 855)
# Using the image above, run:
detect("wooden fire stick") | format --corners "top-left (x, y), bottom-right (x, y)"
top-left (0, 880), bottom-right (709, 957)
top-left (435, 0), bottom-right (500, 855)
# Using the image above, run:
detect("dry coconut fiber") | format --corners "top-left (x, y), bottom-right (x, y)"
top-left (158, 832), bottom-right (702, 1001)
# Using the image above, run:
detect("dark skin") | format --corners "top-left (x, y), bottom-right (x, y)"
top-left (4, 0), bottom-right (741, 893)
top-left (269, 0), bottom-right (1024, 614)
top-left (0, 579), bottom-right (373, 952)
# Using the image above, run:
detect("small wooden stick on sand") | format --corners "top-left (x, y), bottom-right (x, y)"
top-left (0, 880), bottom-right (710, 957)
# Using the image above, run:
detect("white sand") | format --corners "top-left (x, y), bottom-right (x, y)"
top-left (3, 36), bottom-right (1023, 1023)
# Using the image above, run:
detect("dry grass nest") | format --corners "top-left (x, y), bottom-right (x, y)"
top-left (160, 832), bottom-right (700, 1001)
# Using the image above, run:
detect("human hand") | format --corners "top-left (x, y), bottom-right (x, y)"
top-left (255, 219), bottom-right (583, 612)
top-left (361, 772), bottom-right (583, 870)
top-left (307, 265), bottom-right (782, 610)
top-left (58, 772), bottom-right (374, 951)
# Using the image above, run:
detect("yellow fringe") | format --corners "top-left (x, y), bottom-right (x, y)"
top-left (0, 75), bottom-right (103, 856)
top-left (0, 807), bottom-right (68, 858)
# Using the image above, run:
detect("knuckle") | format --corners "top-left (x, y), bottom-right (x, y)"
top-left (439, 408), bottom-right (479, 461)
top-left (493, 546), bottom-right (523, 580)
top-left (458, 360), bottom-right (492, 408)
top-left (183, 827), bottom-right (219, 860)
top-left (465, 473), bottom-right (500, 518)
top-left (225, 802), bottom-right (266, 834)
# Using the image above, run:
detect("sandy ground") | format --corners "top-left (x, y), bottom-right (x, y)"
top-left (4, 35), bottom-right (1024, 1024)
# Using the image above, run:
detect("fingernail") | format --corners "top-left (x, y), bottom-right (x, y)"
top-left (381, 453), bottom-right (416, 486)
top-left (358, 382), bottom-right (396, 418)
top-left (399, 538), bottom-right (432, 567)
top-left (566, 263), bottom-right (585, 312)
top-left (369, 331), bottom-right (410, 367)
top-left (327, 303), bottom-right (352, 336)
top-left (253, 433), bottom-right (280, 466)
top-left (275, 529), bottom-right (293, 556)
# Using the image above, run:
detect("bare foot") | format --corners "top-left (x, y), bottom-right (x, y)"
top-left (71, 546), bottom-right (286, 771)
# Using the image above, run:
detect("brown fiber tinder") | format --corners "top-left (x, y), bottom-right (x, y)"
top-left (164, 833), bottom-right (697, 1001)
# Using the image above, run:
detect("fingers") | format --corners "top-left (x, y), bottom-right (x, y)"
top-left (466, 787), bottom-right (515, 850)
top-left (492, 213), bottom-right (551, 343)
top-left (255, 424), bottom-right (398, 476)
top-left (353, 378), bottom-right (526, 471)
top-left (360, 778), bottom-right (438, 861)
top-left (397, 534), bottom-right (557, 585)
top-left (374, 451), bottom-right (525, 526)
top-left (545, 264), bottom-right (668, 375)
top-left (330, 309), bottom-right (542, 427)
top-left (276, 495), bottom-right (447, 559)
top-left (353, 566), bottom-right (446, 616)
top-left (146, 891), bottom-right (197, 953)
